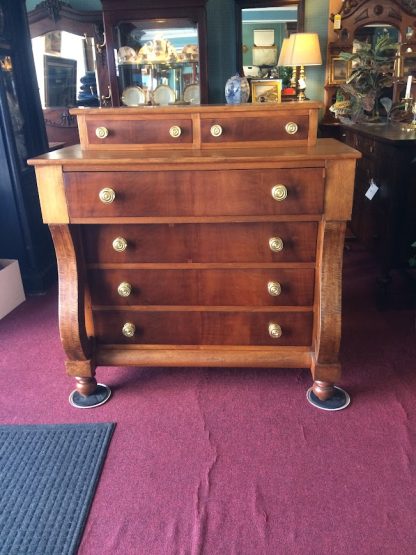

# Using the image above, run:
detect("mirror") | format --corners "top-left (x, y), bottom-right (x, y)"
top-left (28, 3), bottom-right (103, 146)
top-left (354, 24), bottom-right (400, 48)
top-left (235, 1), bottom-right (304, 80)
top-left (31, 31), bottom-right (98, 109)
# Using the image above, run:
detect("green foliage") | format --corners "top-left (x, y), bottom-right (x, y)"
top-left (330, 33), bottom-right (399, 122)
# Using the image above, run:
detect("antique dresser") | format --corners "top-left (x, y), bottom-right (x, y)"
top-left (29, 102), bottom-right (360, 408)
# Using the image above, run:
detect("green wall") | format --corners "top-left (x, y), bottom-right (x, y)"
top-left (26, 0), bottom-right (329, 103)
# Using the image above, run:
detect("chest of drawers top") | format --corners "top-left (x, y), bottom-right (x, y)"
top-left (70, 102), bottom-right (322, 151)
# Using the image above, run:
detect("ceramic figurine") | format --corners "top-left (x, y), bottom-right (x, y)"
top-left (225, 74), bottom-right (250, 104)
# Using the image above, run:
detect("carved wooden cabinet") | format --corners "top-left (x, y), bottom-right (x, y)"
top-left (29, 102), bottom-right (359, 406)
top-left (341, 123), bottom-right (416, 285)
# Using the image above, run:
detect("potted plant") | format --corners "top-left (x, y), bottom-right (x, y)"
top-left (330, 33), bottom-right (399, 122)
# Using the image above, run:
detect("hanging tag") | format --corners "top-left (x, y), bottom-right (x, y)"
top-left (334, 14), bottom-right (342, 30)
top-left (365, 179), bottom-right (379, 200)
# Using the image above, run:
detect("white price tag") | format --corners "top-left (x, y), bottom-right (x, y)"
top-left (365, 179), bottom-right (379, 200)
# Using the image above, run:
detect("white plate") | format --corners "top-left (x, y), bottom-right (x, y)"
top-left (152, 85), bottom-right (175, 106)
top-left (183, 84), bottom-right (200, 105)
top-left (121, 86), bottom-right (146, 106)
top-left (118, 46), bottom-right (137, 63)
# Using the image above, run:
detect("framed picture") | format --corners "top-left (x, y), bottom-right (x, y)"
top-left (329, 56), bottom-right (351, 85)
top-left (251, 79), bottom-right (282, 103)
top-left (44, 55), bottom-right (77, 108)
top-left (44, 31), bottom-right (61, 55)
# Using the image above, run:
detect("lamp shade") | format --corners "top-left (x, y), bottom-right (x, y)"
top-left (277, 37), bottom-right (291, 66)
top-left (285, 33), bottom-right (322, 66)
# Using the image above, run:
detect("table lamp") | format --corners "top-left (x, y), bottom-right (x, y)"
top-left (284, 33), bottom-right (322, 101)
top-left (277, 37), bottom-right (297, 90)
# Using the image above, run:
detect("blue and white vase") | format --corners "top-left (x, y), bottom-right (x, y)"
top-left (225, 74), bottom-right (250, 104)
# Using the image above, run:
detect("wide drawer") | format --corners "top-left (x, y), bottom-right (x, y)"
top-left (82, 222), bottom-right (318, 263)
top-left (84, 116), bottom-right (193, 147)
top-left (93, 310), bottom-right (313, 346)
top-left (88, 268), bottom-right (315, 307)
top-left (64, 168), bottom-right (325, 218)
top-left (200, 113), bottom-right (309, 145)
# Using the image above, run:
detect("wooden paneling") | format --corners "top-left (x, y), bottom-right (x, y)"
top-left (64, 168), bottom-right (325, 218)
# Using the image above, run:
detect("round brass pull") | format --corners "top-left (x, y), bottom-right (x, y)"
top-left (210, 124), bottom-right (223, 137)
top-left (268, 323), bottom-right (282, 339)
top-left (169, 125), bottom-right (182, 138)
top-left (95, 126), bottom-right (109, 139)
top-left (267, 281), bottom-right (282, 297)
top-left (122, 322), bottom-right (136, 338)
top-left (112, 237), bottom-right (128, 252)
top-left (99, 187), bottom-right (116, 204)
top-left (271, 184), bottom-right (288, 202)
top-left (285, 122), bottom-right (298, 135)
top-left (269, 237), bottom-right (284, 253)
top-left (117, 282), bottom-right (132, 297)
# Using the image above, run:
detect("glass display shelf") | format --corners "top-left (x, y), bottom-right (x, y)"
top-left (113, 18), bottom-right (200, 106)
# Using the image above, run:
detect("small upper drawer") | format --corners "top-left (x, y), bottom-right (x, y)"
top-left (64, 168), bottom-right (325, 219)
top-left (82, 116), bottom-right (193, 148)
top-left (72, 103), bottom-right (321, 150)
top-left (200, 113), bottom-right (309, 146)
top-left (343, 130), bottom-right (376, 157)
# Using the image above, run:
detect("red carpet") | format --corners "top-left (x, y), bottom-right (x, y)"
top-left (0, 245), bottom-right (415, 554)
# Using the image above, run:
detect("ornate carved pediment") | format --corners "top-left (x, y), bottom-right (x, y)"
top-left (34, 1), bottom-right (72, 23)
top-left (399, 0), bottom-right (416, 15)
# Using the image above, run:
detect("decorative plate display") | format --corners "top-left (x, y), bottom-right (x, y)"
top-left (118, 46), bottom-right (137, 64)
top-left (121, 86), bottom-right (146, 106)
top-left (138, 40), bottom-right (177, 64)
top-left (182, 44), bottom-right (199, 61)
top-left (152, 85), bottom-right (176, 106)
top-left (183, 83), bottom-right (200, 105)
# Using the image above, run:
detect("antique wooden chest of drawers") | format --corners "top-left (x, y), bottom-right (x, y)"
top-left (29, 103), bottom-right (360, 407)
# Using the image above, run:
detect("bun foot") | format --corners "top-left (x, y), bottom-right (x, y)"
top-left (69, 377), bottom-right (111, 408)
top-left (307, 381), bottom-right (351, 411)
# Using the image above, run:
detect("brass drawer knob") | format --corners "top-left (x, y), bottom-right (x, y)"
top-left (99, 187), bottom-right (116, 204)
top-left (169, 125), bottom-right (182, 138)
top-left (210, 124), bottom-right (223, 137)
top-left (95, 126), bottom-right (109, 139)
top-left (268, 323), bottom-right (282, 339)
top-left (285, 122), bottom-right (298, 135)
top-left (117, 282), bottom-right (132, 297)
top-left (267, 281), bottom-right (282, 297)
top-left (269, 237), bottom-right (284, 252)
top-left (271, 184), bottom-right (288, 201)
top-left (122, 322), bottom-right (136, 338)
top-left (112, 237), bottom-right (128, 252)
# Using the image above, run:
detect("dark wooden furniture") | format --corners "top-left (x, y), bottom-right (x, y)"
top-left (0, 0), bottom-right (55, 294)
top-left (101, 0), bottom-right (208, 107)
top-left (324, 0), bottom-right (416, 122)
top-left (341, 122), bottom-right (416, 286)
top-left (29, 102), bottom-right (359, 403)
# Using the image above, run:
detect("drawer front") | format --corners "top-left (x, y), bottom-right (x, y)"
top-left (201, 114), bottom-right (309, 144)
top-left (88, 268), bottom-right (315, 307)
top-left (93, 310), bottom-right (313, 346)
top-left (82, 222), bottom-right (318, 263)
top-left (85, 118), bottom-right (193, 146)
top-left (343, 129), bottom-right (376, 158)
top-left (65, 168), bottom-right (324, 218)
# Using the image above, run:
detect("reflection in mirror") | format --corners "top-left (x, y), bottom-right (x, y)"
top-left (31, 31), bottom-right (99, 108)
top-left (236, 1), bottom-right (304, 99)
top-left (354, 24), bottom-right (400, 49)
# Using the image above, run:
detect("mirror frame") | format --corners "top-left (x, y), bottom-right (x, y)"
top-left (235, 0), bottom-right (305, 74)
